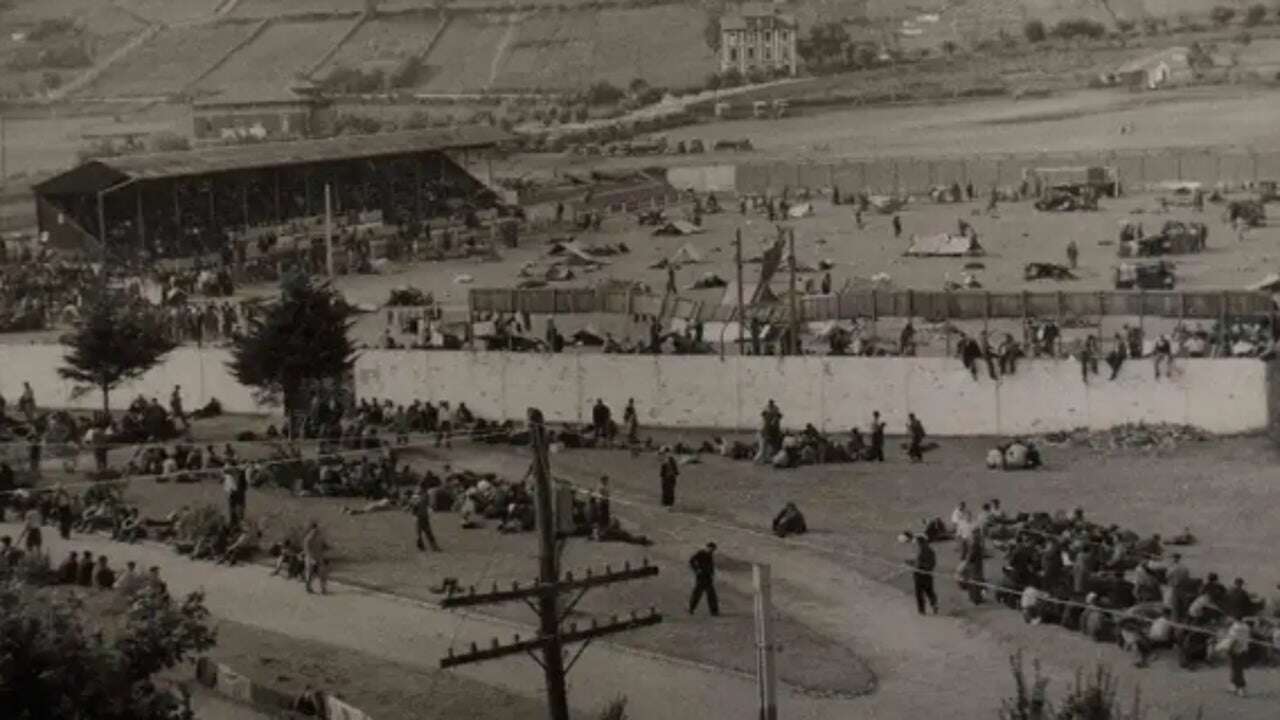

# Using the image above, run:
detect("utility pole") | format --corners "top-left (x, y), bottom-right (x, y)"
top-left (735, 228), bottom-right (745, 356)
top-left (324, 183), bottom-right (334, 278)
top-left (439, 408), bottom-right (663, 720)
top-left (787, 228), bottom-right (799, 355)
top-left (753, 564), bottom-right (779, 720)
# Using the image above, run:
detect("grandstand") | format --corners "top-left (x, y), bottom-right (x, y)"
top-left (32, 126), bottom-right (509, 261)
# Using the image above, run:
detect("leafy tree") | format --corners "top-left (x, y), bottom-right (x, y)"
top-left (1245, 3), bottom-right (1268, 25)
top-left (148, 132), bottom-right (190, 153)
top-left (59, 291), bottom-right (177, 414)
top-left (798, 22), bottom-right (851, 69)
top-left (1023, 19), bottom-right (1047, 43)
top-left (0, 583), bottom-right (216, 720)
top-left (585, 81), bottom-right (624, 106)
top-left (1211, 5), bottom-right (1238, 26)
top-left (229, 273), bottom-right (356, 433)
top-left (1115, 19), bottom-right (1136, 34)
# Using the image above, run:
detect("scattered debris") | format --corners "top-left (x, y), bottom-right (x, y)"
top-left (1041, 423), bottom-right (1210, 451)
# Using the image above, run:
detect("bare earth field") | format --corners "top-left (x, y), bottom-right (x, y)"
top-left (33, 415), bottom-right (1280, 719)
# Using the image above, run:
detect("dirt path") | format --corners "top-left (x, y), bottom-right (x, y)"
top-left (5, 523), bottom-right (865, 720)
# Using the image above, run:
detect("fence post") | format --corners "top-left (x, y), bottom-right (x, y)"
top-left (1021, 291), bottom-right (1029, 348)
top-left (983, 291), bottom-right (990, 334)
top-left (906, 289), bottom-right (914, 319)
top-left (1138, 289), bottom-right (1145, 345)
top-left (944, 292), bottom-right (952, 357)
top-left (1219, 290), bottom-right (1228, 356)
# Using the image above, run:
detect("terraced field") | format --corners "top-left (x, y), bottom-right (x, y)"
top-left (489, 11), bottom-right (594, 91)
top-left (316, 13), bottom-right (443, 76)
top-left (417, 15), bottom-right (512, 93)
top-left (114, 0), bottom-right (226, 25)
top-left (195, 18), bottom-right (356, 97)
top-left (82, 23), bottom-right (259, 98)
top-left (590, 5), bottom-right (716, 90)
top-left (228, 0), bottom-right (365, 18)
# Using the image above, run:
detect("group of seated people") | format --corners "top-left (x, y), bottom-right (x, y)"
top-left (0, 533), bottom-right (166, 597)
top-left (986, 438), bottom-right (1044, 470)
top-left (948, 502), bottom-right (1280, 669)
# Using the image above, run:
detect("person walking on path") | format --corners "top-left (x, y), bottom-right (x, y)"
top-left (1226, 616), bottom-right (1251, 696)
top-left (170, 385), bottom-right (188, 430)
top-left (16, 510), bottom-right (42, 554)
top-left (906, 413), bottom-right (926, 462)
top-left (908, 536), bottom-right (938, 615)
top-left (659, 454), bottom-right (679, 508)
top-left (303, 521), bottom-right (328, 595)
top-left (413, 491), bottom-right (441, 552)
top-left (688, 543), bottom-right (720, 616)
top-left (623, 399), bottom-right (639, 444)
top-left (868, 411), bottom-right (886, 462)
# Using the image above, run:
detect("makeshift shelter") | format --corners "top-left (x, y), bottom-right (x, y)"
top-left (670, 242), bottom-right (705, 264)
top-left (653, 220), bottom-right (705, 236)
top-left (550, 240), bottom-right (609, 266)
top-left (787, 202), bottom-right (814, 219)
top-left (867, 196), bottom-right (906, 214)
top-left (903, 233), bottom-right (984, 257)
top-left (1246, 273), bottom-right (1280, 292)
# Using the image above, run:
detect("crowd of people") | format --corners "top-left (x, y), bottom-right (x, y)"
top-left (910, 500), bottom-right (1280, 695)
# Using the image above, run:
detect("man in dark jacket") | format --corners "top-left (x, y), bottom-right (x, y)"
top-left (591, 399), bottom-right (612, 441)
top-left (688, 543), bottom-right (719, 616)
top-left (868, 411), bottom-right (886, 462)
top-left (906, 414), bottom-right (926, 462)
top-left (659, 455), bottom-right (678, 507)
top-left (909, 535), bottom-right (938, 614)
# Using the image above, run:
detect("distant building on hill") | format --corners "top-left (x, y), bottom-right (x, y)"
top-left (192, 85), bottom-right (333, 142)
top-left (719, 4), bottom-right (798, 78)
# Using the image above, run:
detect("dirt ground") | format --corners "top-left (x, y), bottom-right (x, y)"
top-left (54, 410), bottom-right (1280, 718)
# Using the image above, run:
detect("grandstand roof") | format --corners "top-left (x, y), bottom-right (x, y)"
top-left (36, 126), bottom-right (510, 195)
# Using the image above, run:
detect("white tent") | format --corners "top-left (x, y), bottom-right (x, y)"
top-left (787, 202), bottom-right (814, 219)
top-left (670, 242), bottom-right (705, 264)
top-left (1246, 273), bottom-right (1280, 292)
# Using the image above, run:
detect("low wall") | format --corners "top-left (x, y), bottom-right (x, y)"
top-left (0, 345), bottom-right (273, 415)
top-left (355, 352), bottom-right (1269, 436)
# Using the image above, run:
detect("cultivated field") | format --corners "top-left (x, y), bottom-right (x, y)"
top-left (315, 13), bottom-right (444, 77)
top-left (417, 15), bottom-right (513, 94)
top-left (488, 12), bottom-right (595, 92)
top-left (194, 19), bottom-right (356, 98)
top-left (83, 23), bottom-right (259, 98)
top-left (590, 5), bottom-right (716, 91)
top-left (228, 0), bottom-right (365, 19)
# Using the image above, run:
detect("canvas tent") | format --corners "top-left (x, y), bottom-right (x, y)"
top-left (787, 202), bottom-right (814, 219)
top-left (1246, 273), bottom-right (1280, 292)
top-left (653, 220), bottom-right (705, 236)
top-left (670, 242), bottom-right (705, 264)
top-left (903, 233), bottom-right (984, 257)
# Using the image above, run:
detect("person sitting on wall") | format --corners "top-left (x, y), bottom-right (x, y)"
top-left (772, 502), bottom-right (808, 538)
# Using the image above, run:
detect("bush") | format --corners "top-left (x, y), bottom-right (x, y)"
top-left (1246, 3), bottom-right (1268, 26)
top-left (27, 18), bottom-right (75, 42)
top-left (585, 81), bottom-right (625, 106)
top-left (176, 503), bottom-right (225, 542)
top-left (703, 72), bottom-right (722, 91)
top-left (148, 132), bottom-right (190, 153)
top-left (320, 66), bottom-right (385, 94)
top-left (1023, 19), bottom-right (1046, 43)
top-left (598, 696), bottom-right (628, 720)
top-left (1211, 5), bottom-right (1237, 26)
top-left (1115, 19), bottom-right (1136, 34)
top-left (389, 55), bottom-right (424, 89)
top-left (1051, 18), bottom-right (1107, 40)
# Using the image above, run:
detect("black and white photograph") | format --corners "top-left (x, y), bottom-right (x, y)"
top-left (1, 0), bottom-right (1280, 718)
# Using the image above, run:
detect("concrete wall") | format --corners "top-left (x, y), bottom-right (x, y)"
top-left (0, 345), bottom-right (273, 415)
top-left (354, 352), bottom-right (1269, 436)
top-left (667, 165), bottom-right (737, 193)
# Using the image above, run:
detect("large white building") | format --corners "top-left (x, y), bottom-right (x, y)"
top-left (719, 5), bottom-right (798, 77)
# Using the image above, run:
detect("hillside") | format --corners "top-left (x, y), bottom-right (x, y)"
top-left (1, 0), bottom-right (1271, 103)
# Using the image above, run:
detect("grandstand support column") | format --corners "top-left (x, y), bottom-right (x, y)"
top-left (241, 179), bottom-right (250, 228)
top-left (413, 160), bottom-right (423, 218)
top-left (273, 169), bottom-right (282, 223)
top-left (736, 229), bottom-right (745, 357)
top-left (172, 182), bottom-right (181, 235)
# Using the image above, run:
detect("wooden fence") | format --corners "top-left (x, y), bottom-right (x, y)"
top-left (469, 287), bottom-right (1276, 323)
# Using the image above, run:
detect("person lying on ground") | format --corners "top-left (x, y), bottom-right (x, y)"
top-left (772, 503), bottom-right (808, 538)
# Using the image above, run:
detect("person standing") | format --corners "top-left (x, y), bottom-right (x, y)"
top-left (659, 454), bottom-right (678, 508)
top-left (54, 488), bottom-right (74, 540)
top-left (16, 510), bottom-right (42, 554)
top-left (223, 465), bottom-right (243, 525)
top-left (1066, 240), bottom-right (1079, 270)
top-left (413, 491), bottom-right (441, 552)
top-left (596, 476), bottom-right (611, 529)
top-left (892, 214), bottom-right (903, 239)
top-left (622, 399), bottom-right (639, 443)
top-left (1226, 616), bottom-right (1251, 697)
top-left (170, 385), bottom-right (188, 430)
top-left (303, 521), bottom-right (328, 595)
top-left (868, 411), bottom-right (886, 462)
top-left (18, 381), bottom-right (35, 418)
top-left (961, 528), bottom-right (986, 605)
top-left (27, 436), bottom-right (41, 476)
top-left (906, 413), bottom-right (926, 462)
top-left (909, 535), bottom-right (938, 615)
top-left (688, 543), bottom-right (719, 616)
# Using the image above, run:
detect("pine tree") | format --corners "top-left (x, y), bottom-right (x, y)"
top-left (58, 290), bottom-right (177, 414)
top-left (228, 272), bottom-right (356, 432)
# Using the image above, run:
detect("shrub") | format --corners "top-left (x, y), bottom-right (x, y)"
top-left (1115, 19), bottom-right (1136, 34)
top-left (148, 132), bottom-right (190, 153)
top-left (1211, 6), bottom-right (1237, 26)
top-left (389, 55), bottom-right (424, 89)
top-left (598, 696), bottom-right (628, 720)
top-left (1023, 19), bottom-right (1046, 43)
top-left (176, 503), bottom-right (225, 542)
top-left (585, 81), bottom-right (624, 106)
top-left (27, 18), bottom-right (75, 42)
top-left (1245, 3), bottom-right (1268, 26)
top-left (1051, 18), bottom-right (1107, 40)
top-left (703, 72), bottom-right (722, 91)
top-left (320, 66), bottom-right (385, 94)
